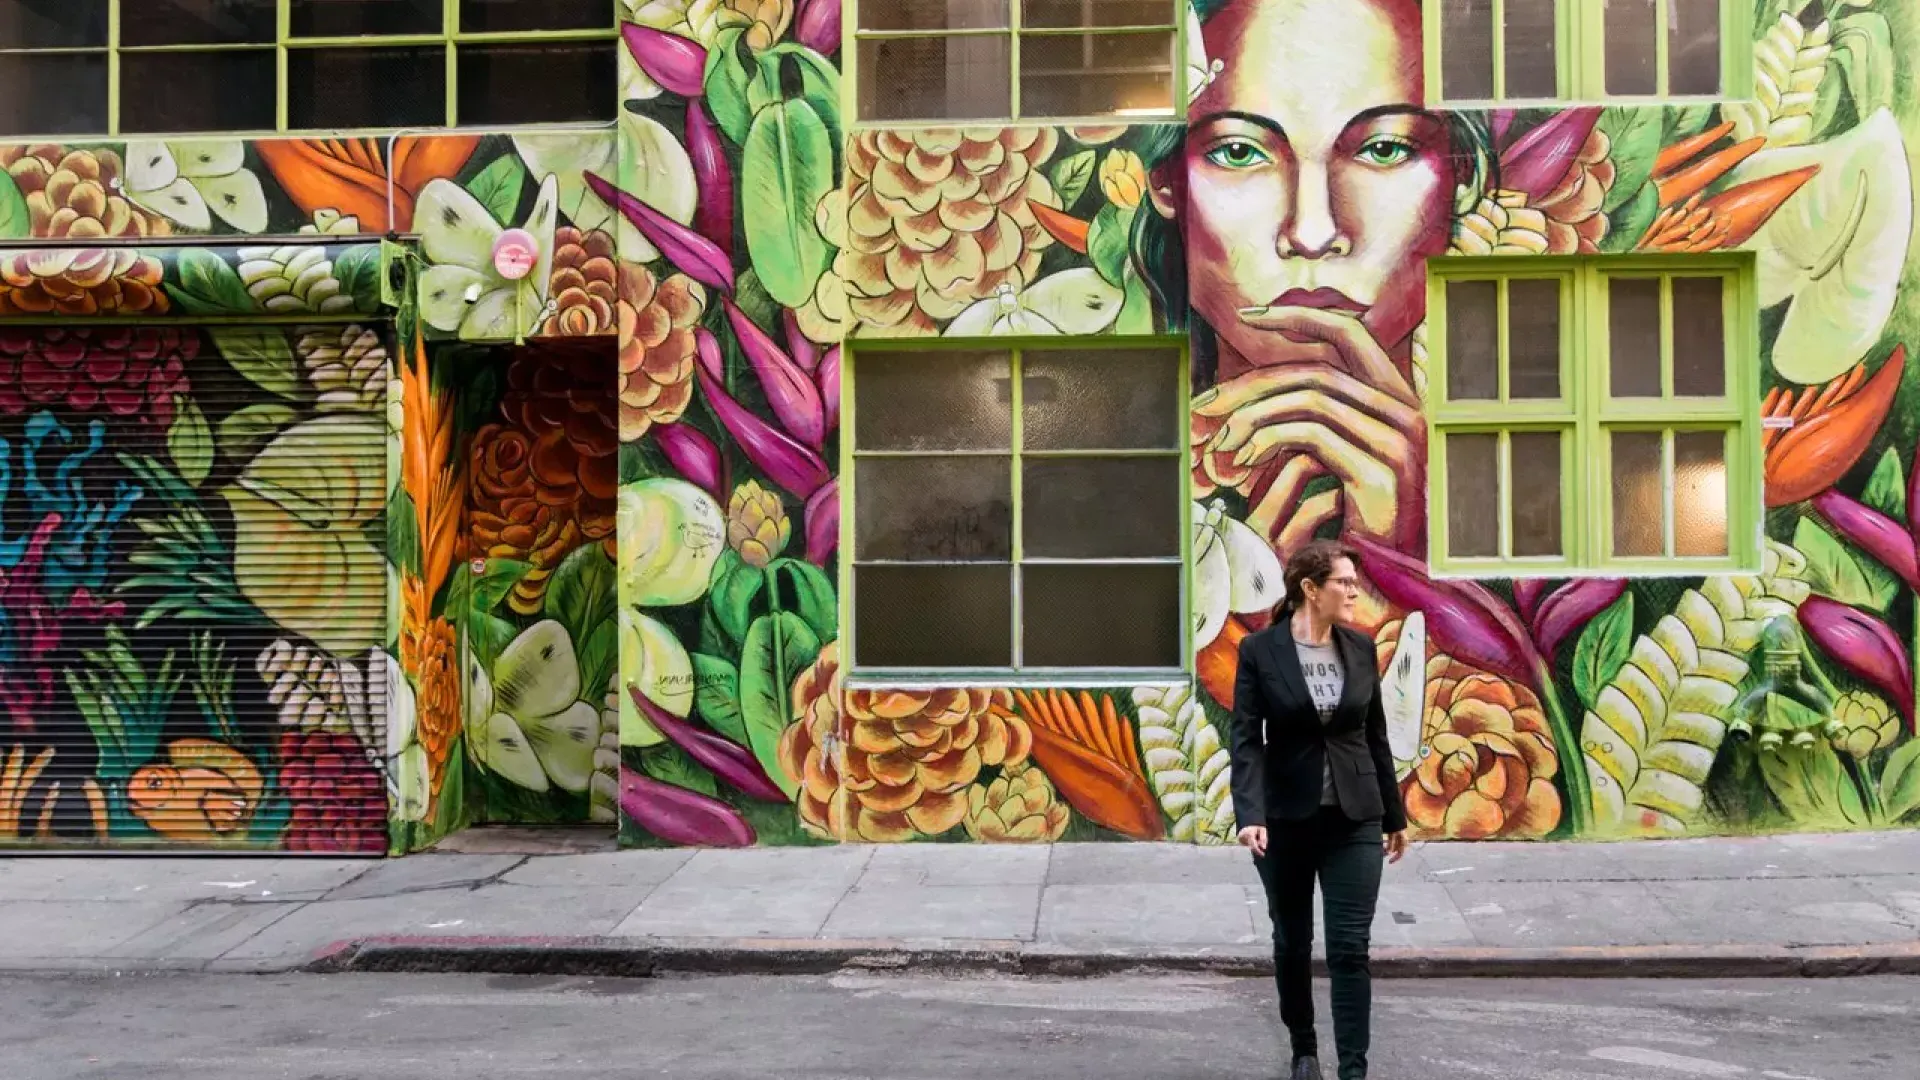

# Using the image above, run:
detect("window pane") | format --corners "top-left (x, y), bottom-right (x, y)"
top-left (462, 0), bottom-right (610, 32)
top-left (860, 0), bottom-right (1009, 30)
top-left (1023, 348), bottom-right (1179, 450)
top-left (1504, 0), bottom-right (1558, 98)
top-left (1510, 431), bottom-right (1563, 558)
top-left (1023, 457), bottom-right (1181, 558)
top-left (855, 457), bottom-right (1012, 561)
top-left (0, 54), bottom-right (106, 136)
top-left (1022, 564), bottom-right (1182, 668)
top-left (1674, 431), bottom-right (1728, 557)
top-left (288, 48), bottom-right (446, 129)
top-left (1608, 277), bottom-right (1663, 397)
top-left (291, 0), bottom-right (442, 36)
top-left (1020, 30), bottom-right (1175, 117)
top-left (855, 565), bottom-right (1012, 668)
top-left (1441, 0), bottom-right (1495, 100)
top-left (1507, 278), bottom-right (1561, 399)
top-left (1446, 279), bottom-right (1498, 401)
top-left (1024, 0), bottom-right (1172, 29)
top-left (1669, 0), bottom-right (1722, 96)
top-left (122, 0), bottom-right (276, 45)
top-left (459, 43), bottom-right (615, 125)
top-left (855, 351), bottom-right (1011, 451)
top-left (120, 51), bottom-right (277, 134)
top-left (1671, 277), bottom-right (1725, 397)
top-left (0, 0), bottom-right (105, 47)
top-left (858, 36), bottom-right (1012, 122)
top-left (1611, 431), bottom-right (1665, 557)
top-left (1446, 433), bottom-right (1499, 558)
top-left (1604, 0), bottom-right (1659, 95)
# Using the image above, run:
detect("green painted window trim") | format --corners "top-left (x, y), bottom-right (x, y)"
top-left (839, 335), bottom-right (1192, 687)
top-left (0, 0), bottom-right (614, 137)
top-left (1421, 0), bottom-right (1754, 106)
top-left (1426, 254), bottom-right (1760, 577)
top-left (845, 0), bottom-right (1185, 126)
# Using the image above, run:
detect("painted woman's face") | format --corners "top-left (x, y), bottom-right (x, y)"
top-left (1166, 0), bottom-right (1455, 375)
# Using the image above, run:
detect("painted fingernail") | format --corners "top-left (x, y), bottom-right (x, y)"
top-left (1238, 305), bottom-right (1269, 318)
top-left (1192, 387), bottom-right (1218, 408)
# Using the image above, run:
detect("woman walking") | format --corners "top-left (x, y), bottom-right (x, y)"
top-left (1231, 540), bottom-right (1408, 1080)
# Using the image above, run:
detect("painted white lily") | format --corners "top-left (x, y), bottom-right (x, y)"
top-left (123, 139), bottom-right (269, 233)
top-left (618, 606), bottom-right (694, 749)
top-left (1379, 612), bottom-right (1427, 780)
top-left (415, 172), bottom-right (559, 340)
top-left (383, 650), bottom-right (430, 822)
top-left (512, 109), bottom-right (696, 264)
top-left (465, 620), bottom-right (603, 795)
top-left (943, 269), bottom-right (1125, 337)
top-left (1191, 500), bottom-right (1285, 650)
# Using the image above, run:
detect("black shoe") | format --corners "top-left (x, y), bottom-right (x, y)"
top-left (1289, 1057), bottom-right (1323, 1080)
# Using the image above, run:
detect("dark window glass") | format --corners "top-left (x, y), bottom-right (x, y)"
top-left (1022, 457), bottom-right (1181, 559)
top-left (1023, 0), bottom-right (1170, 29)
top-left (860, 0), bottom-right (1008, 31)
top-left (1019, 30), bottom-right (1174, 117)
top-left (287, 47), bottom-right (446, 129)
top-left (460, 0), bottom-right (611, 32)
top-left (0, 0), bottom-right (107, 48)
top-left (0, 53), bottom-right (108, 136)
top-left (458, 43), bottom-right (615, 125)
top-left (290, 0), bottom-right (442, 37)
top-left (122, 0), bottom-right (276, 45)
top-left (1022, 564), bottom-right (1181, 668)
top-left (854, 565), bottom-right (1013, 668)
top-left (1441, 0), bottom-right (1495, 100)
top-left (120, 50), bottom-right (277, 133)
top-left (857, 36), bottom-right (1011, 122)
top-left (1022, 349), bottom-right (1179, 450)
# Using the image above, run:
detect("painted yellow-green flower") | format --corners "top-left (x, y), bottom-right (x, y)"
top-left (415, 173), bottom-right (558, 340)
top-left (1831, 691), bottom-right (1899, 759)
top-left (727, 480), bottom-right (791, 568)
top-left (1099, 149), bottom-right (1146, 211)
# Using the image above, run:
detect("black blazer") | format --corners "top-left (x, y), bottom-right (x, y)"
top-left (1229, 620), bottom-right (1407, 833)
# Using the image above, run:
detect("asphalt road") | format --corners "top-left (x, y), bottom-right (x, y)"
top-left (6, 972), bottom-right (1915, 1079)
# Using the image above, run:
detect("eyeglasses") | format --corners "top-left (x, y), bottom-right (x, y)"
top-left (1316, 576), bottom-right (1362, 592)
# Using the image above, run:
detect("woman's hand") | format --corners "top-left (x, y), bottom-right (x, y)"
top-left (1383, 829), bottom-right (1409, 864)
top-left (1199, 306), bottom-right (1425, 551)
top-left (1237, 825), bottom-right (1268, 856)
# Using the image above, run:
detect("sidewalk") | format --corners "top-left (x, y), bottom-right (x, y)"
top-left (2, 830), bottom-right (1917, 978)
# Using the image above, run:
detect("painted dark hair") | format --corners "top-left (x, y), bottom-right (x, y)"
top-left (1130, 0), bottom-right (1498, 390)
top-left (1275, 538), bottom-right (1360, 621)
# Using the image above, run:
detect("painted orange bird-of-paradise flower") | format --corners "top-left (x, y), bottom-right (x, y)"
top-left (255, 136), bottom-right (480, 233)
top-left (1014, 689), bottom-right (1164, 841)
top-left (1764, 346), bottom-right (1906, 507)
top-left (1636, 121), bottom-right (1818, 252)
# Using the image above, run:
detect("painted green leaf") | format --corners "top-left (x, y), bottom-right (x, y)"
top-left (469, 612), bottom-right (518, 671)
top-left (577, 619), bottom-right (618, 704)
top-left (446, 558), bottom-right (532, 626)
top-left (431, 734), bottom-right (469, 836)
top-left (1758, 698), bottom-right (1870, 827)
top-left (709, 554), bottom-right (766, 651)
top-left (1049, 150), bottom-right (1097, 209)
top-left (1604, 182), bottom-right (1660, 254)
top-left (169, 249), bottom-right (258, 316)
top-left (742, 98), bottom-right (835, 309)
top-left (1861, 448), bottom-right (1906, 521)
top-left (704, 27), bottom-right (758, 146)
top-left (691, 652), bottom-right (748, 745)
top-left (769, 557), bottom-right (836, 644)
top-left (1795, 517), bottom-right (1897, 613)
top-left (1571, 593), bottom-right (1634, 711)
top-left (166, 394), bottom-right (213, 489)
top-left (759, 44), bottom-right (843, 150)
top-left (641, 743), bottom-right (720, 799)
top-left (465, 154), bottom-right (527, 226)
top-left (1086, 204), bottom-right (1133, 288)
top-left (738, 611), bottom-right (821, 798)
top-left (1116, 266), bottom-right (1153, 335)
top-left (1597, 107), bottom-right (1665, 215)
top-left (386, 485), bottom-right (421, 578)
top-left (209, 328), bottom-right (306, 400)
top-left (545, 543), bottom-right (618, 645)
top-left (1881, 738), bottom-right (1920, 823)
top-left (1834, 12), bottom-right (1894, 117)
top-left (0, 170), bottom-right (29, 239)
top-left (331, 244), bottom-right (382, 314)
top-left (216, 402), bottom-right (296, 460)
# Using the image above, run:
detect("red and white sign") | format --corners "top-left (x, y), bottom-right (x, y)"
top-left (492, 228), bottom-right (539, 280)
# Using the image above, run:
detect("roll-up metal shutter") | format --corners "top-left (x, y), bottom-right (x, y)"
top-left (1, 320), bottom-right (389, 853)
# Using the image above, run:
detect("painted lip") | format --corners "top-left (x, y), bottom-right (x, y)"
top-left (1268, 287), bottom-right (1367, 314)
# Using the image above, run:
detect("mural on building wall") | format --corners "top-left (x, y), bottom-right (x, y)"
top-left (1169, 0), bottom-right (1920, 840)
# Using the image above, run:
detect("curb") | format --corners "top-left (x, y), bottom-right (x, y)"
top-left (307, 936), bottom-right (1920, 980)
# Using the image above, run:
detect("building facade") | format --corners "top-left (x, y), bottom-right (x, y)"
top-left (0, 0), bottom-right (1915, 854)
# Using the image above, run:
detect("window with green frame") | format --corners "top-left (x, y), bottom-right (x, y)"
top-left (848, 343), bottom-right (1186, 677)
top-left (1427, 257), bottom-right (1758, 575)
top-left (0, 0), bottom-right (613, 137)
top-left (1427, 0), bottom-right (1748, 103)
top-left (853, 0), bottom-right (1179, 123)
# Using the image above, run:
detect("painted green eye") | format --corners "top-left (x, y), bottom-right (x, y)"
top-left (1205, 138), bottom-right (1269, 169)
top-left (1355, 136), bottom-right (1414, 168)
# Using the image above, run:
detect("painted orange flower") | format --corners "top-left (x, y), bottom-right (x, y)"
top-left (254, 135), bottom-right (479, 233)
top-left (1402, 656), bottom-right (1561, 840)
top-left (1763, 346), bottom-right (1905, 507)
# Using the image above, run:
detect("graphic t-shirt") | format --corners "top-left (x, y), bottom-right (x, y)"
top-left (1295, 638), bottom-right (1345, 806)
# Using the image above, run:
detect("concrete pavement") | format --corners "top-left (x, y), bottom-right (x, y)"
top-left (0, 830), bottom-right (1917, 977)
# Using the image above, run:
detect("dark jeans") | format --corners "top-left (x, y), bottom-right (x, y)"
top-left (1252, 808), bottom-right (1384, 1080)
